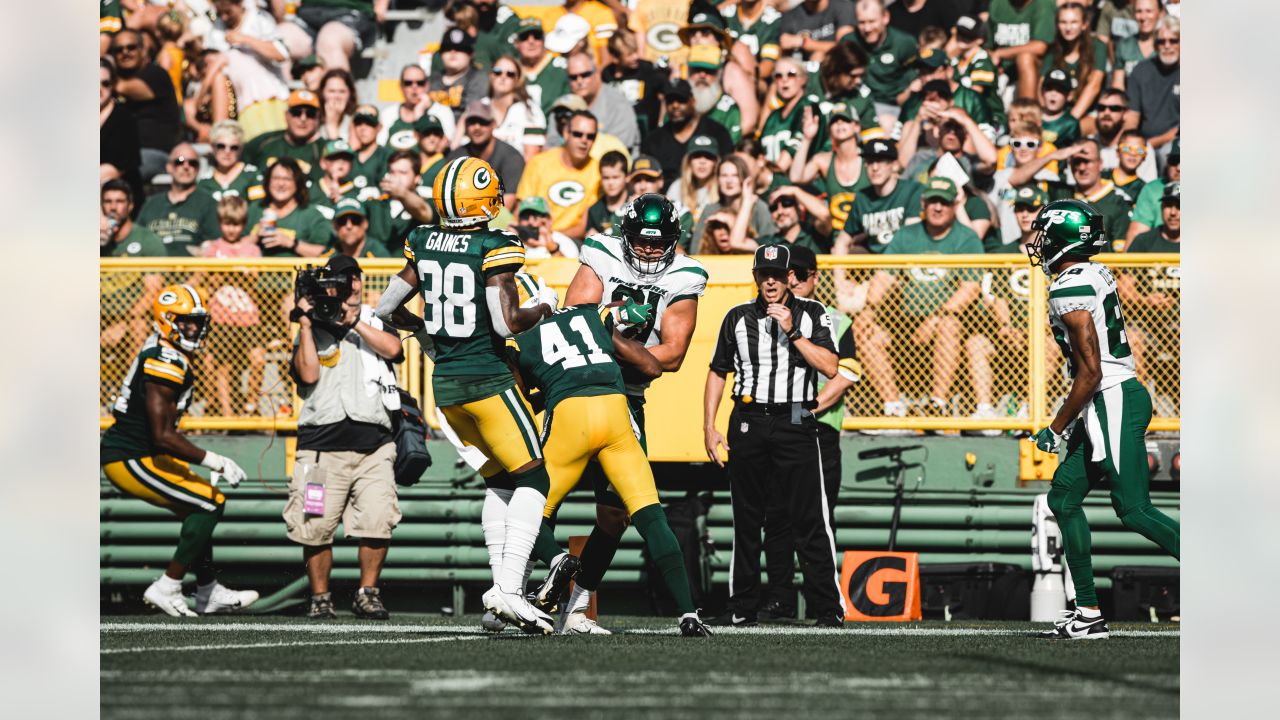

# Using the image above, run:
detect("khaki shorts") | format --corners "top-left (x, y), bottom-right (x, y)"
top-left (283, 444), bottom-right (401, 546)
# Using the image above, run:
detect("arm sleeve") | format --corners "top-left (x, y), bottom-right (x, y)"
top-left (1047, 279), bottom-right (1099, 316)
top-left (807, 306), bottom-right (837, 353)
top-left (708, 313), bottom-right (737, 373)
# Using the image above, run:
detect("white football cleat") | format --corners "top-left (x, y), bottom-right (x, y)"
top-left (194, 582), bottom-right (260, 615)
top-left (1038, 608), bottom-right (1110, 640)
top-left (482, 586), bottom-right (553, 635)
top-left (143, 578), bottom-right (197, 617)
top-left (480, 610), bottom-right (508, 633)
top-left (559, 612), bottom-right (612, 635)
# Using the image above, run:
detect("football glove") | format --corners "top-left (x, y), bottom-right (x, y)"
top-left (613, 297), bottom-right (653, 330)
top-left (1033, 426), bottom-right (1066, 454)
top-left (201, 451), bottom-right (247, 488)
top-left (536, 284), bottom-right (559, 312)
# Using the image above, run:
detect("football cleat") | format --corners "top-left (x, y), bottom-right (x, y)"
top-left (352, 587), bottom-right (390, 620)
top-left (758, 600), bottom-right (797, 622)
top-left (480, 610), bottom-right (508, 633)
top-left (482, 586), bottom-right (554, 636)
top-left (679, 615), bottom-right (713, 638)
top-left (533, 553), bottom-right (581, 615)
top-left (1038, 609), bottom-right (1110, 640)
top-left (559, 612), bottom-right (612, 635)
top-left (308, 592), bottom-right (337, 620)
top-left (814, 615), bottom-right (844, 629)
top-left (194, 581), bottom-right (259, 615)
top-left (707, 611), bottom-right (758, 628)
top-left (143, 578), bottom-right (197, 617)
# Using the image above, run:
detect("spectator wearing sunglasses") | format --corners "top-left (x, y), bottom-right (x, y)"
top-left (441, 101), bottom-right (526, 212)
top-left (486, 56), bottom-right (549, 162)
top-left (197, 120), bottom-right (265, 203)
top-left (377, 64), bottom-right (456, 149)
top-left (429, 28), bottom-right (490, 121)
top-left (641, 81), bottom-right (734, 189)
top-left (1102, 130), bottom-right (1150, 207)
top-left (347, 105), bottom-right (389, 196)
top-left (322, 199), bottom-right (394, 259)
top-left (516, 110), bottom-right (601, 240)
top-left (512, 17), bottom-right (571, 117)
top-left (551, 51), bottom-right (640, 156)
top-left (137, 144), bottom-right (222, 257)
top-left (243, 89), bottom-right (325, 181)
top-left (758, 57), bottom-right (823, 173)
top-left (1125, 15), bottom-right (1179, 166)
top-left (756, 188), bottom-right (829, 254)
top-left (109, 29), bottom-right (182, 182)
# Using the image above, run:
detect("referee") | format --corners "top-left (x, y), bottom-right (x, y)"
top-left (703, 244), bottom-right (846, 628)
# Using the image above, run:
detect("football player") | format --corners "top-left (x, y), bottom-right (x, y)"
top-left (375, 157), bottom-right (559, 635)
top-left (1027, 199), bottom-right (1181, 640)
top-left (101, 285), bottom-right (260, 617)
top-left (509, 302), bottom-right (713, 638)
top-left (530, 193), bottom-right (708, 634)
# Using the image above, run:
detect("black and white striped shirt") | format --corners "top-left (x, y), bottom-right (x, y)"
top-left (709, 293), bottom-right (836, 404)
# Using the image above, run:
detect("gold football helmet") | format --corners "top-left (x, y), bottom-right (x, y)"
top-left (432, 156), bottom-right (504, 228)
top-left (153, 284), bottom-right (211, 353)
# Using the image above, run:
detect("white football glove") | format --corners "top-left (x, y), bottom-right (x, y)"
top-left (201, 450), bottom-right (247, 488)
top-left (536, 284), bottom-right (559, 312)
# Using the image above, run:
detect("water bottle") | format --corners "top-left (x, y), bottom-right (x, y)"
top-left (102, 214), bottom-right (119, 246)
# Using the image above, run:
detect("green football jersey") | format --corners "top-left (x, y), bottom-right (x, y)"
top-left (105, 225), bottom-right (168, 257)
top-left (196, 163), bottom-right (265, 203)
top-left (350, 145), bottom-right (391, 188)
top-left (509, 304), bottom-right (625, 413)
top-left (246, 204), bottom-right (333, 256)
top-left (243, 130), bottom-right (324, 180)
top-left (988, 0), bottom-right (1057, 74)
top-left (839, 26), bottom-right (918, 105)
top-left (101, 336), bottom-right (195, 464)
top-left (706, 93), bottom-right (743, 143)
top-left (844, 178), bottom-right (925, 252)
top-left (405, 224), bottom-right (528, 406)
top-left (760, 94), bottom-right (824, 164)
top-left (721, 3), bottom-right (783, 64)
top-left (136, 189), bottom-right (221, 257)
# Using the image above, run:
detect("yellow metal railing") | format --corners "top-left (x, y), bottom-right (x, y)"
top-left (101, 254), bottom-right (1179, 458)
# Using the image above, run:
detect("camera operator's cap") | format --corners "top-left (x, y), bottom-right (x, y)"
top-left (922, 176), bottom-right (958, 203)
top-left (333, 197), bottom-right (366, 220)
top-left (461, 100), bottom-right (494, 124)
top-left (862, 137), bottom-right (898, 161)
top-left (440, 27), bottom-right (475, 54)
top-left (829, 101), bottom-right (855, 121)
top-left (414, 112), bottom-right (444, 136)
top-left (688, 134), bottom-right (719, 159)
top-left (325, 253), bottom-right (362, 276)
top-left (1162, 181), bottom-right (1180, 203)
top-left (787, 244), bottom-right (818, 273)
top-left (628, 154), bottom-right (663, 180)
top-left (517, 196), bottom-right (551, 217)
top-left (287, 89), bottom-right (321, 109)
top-left (753, 242), bottom-right (791, 272)
top-left (665, 78), bottom-right (694, 101)
top-left (913, 47), bottom-right (949, 70)
top-left (354, 104), bottom-right (380, 123)
top-left (551, 93), bottom-right (589, 112)
top-left (688, 44), bottom-right (721, 72)
top-left (545, 13), bottom-right (590, 55)
top-left (1043, 68), bottom-right (1073, 93)
top-left (1012, 185), bottom-right (1048, 208)
top-left (323, 139), bottom-right (355, 159)
top-left (955, 15), bottom-right (986, 42)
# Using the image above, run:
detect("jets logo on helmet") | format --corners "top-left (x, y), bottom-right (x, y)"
top-left (620, 193), bottom-right (680, 277)
top-left (153, 284), bottom-right (211, 354)
top-left (1028, 199), bottom-right (1107, 277)
top-left (433, 157), bottom-right (504, 228)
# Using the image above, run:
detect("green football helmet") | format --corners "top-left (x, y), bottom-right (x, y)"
top-left (620, 193), bottom-right (681, 276)
top-left (1028, 199), bottom-right (1107, 276)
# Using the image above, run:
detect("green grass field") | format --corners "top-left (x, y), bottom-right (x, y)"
top-left (100, 614), bottom-right (1178, 719)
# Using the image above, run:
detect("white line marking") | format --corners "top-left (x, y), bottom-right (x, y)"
top-left (101, 635), bottom-right (487, 655)
top-left (625, 627), bottom-right (1180, 638)
top-left (101, 622), bottom-right (486, 634)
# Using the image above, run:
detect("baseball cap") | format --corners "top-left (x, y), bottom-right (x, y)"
top-left (545, 13), bottom-right (590, 55)
top-left (292, 54), bottom-right (323, 80)
top-left (665, 79), bottom-right (694, 101)
top-left (287, 89), bottom-right (320, 109)
top-left (922, 176), bottom-right (958, 203)
top-left (415, 113), bottom-right (444, 136)
top-left (921, 79), bottom-right (953, 100)
top-left (514, 16), bottom-right (544, 39)
top-left (862, 138), bottom-right (898, 161)
top-left (333, 197), bottom-right (366, 220)
top-left (787, 245), bottom-right (818, 273)
top-left (1012, 185), bottom-right (1048, 208)
top-left (353, 104), bottom-right (380, 123)
top-left (461, 100), bottom-right (494, 124)
top-left (1162, 181), bottom-right (1180, 203)
top-left (753, 243), bottom-right (791, 272)
top-left (551, 94), bottom-right (589, 112)
top-left (955, 15), bottom-right (986, 42)
top-left (440, 27), bottom-right (475, 54)
top-left (1043, 69), bottom-right (1073, 93)
top-left (628, 155), bottom-right (663, 180)
top-left (829, 102), bottom-right (855, 121)
top-left (688, 134), bottom-right (719, 160)
top-left (325, 253), bottom-right (362, 276)
top-left (688, 45), bottom-right (721, 72)
top-left (914, 47), bottom-right (948, 70)
top-left (323, 139), bottom-right (355, 159)
top-left (517, 197), bottom-right (551, 217)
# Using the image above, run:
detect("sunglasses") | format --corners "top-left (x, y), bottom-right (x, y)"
top-left (110, 43), bottom-right (139, 54)
top-left (791, 269), bottom-right (812, 282)
top-left (1155, 37), bottom-right (1179, 46)
top-left (491, 68), bottom-right (518, 78)
top-left (466, 117), bottom-right (493, 126)
top-left (1118, 144), bottom-right (1148, 156)
top-left (100, 79), bottom-right (113, 89)
top-left (568, 130), bottom-right (597, 140)
top-left (170, 156), bottom-right (197, 167)
top-left (1068, 155), bottom-right (1096, 165)
top-left (353, 116), bottom-right (379, 127)
top-left (770, 197), bottom-right (798, 211)
top-left (1010, 138), bottom-right (1040, 149)
top-left (401, 78), bottom-right (427, 87)
top-left (773, 70), bottom-right (799, 80)
top-left (289, 107), bottom-right (319, 119)
top-left (1096, 103), bottom-right (1127, 113)
top-left (568, 71), bottom-right (594, 82)
top-left (516, 31), bottom-right (544, 41)
top-left (213, 143), bottom-right (241, 152)
top-left (335, 215), bottom-right (365, 227)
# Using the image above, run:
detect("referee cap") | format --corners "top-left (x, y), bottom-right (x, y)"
top-left (753, 243), bottom-right (791, 272)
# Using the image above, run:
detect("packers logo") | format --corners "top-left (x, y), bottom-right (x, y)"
top-left (1009, 268), bottom-right (1032, 298)
top-left (829, 192), bottom-right (856, 231)
top-left (908, 267), bottom-right (948, 283)
top-left (549, 180), bottom-right (586, 206)
top-left (647, 23), bottom-right (681, 52)
top-left (157, 290), bottom-right (179, 306)
top-left (473, 166), bottom-right (492, 190)
top-left (127, 242), bottom-right (142, 255)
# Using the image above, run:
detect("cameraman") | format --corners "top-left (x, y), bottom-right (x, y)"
top-left (286, 255), bottom-right (405, 621)
top-left (514, 197), bottom-right (579, 258)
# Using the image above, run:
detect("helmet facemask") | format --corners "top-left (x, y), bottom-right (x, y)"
top-left (623, 229), bottom-right (678, 277)
top-left (164, 311), bottom-right (211, 353)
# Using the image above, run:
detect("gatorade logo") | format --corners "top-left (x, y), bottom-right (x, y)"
top-left (549, 180), bottom-right (586, 207)
top-left (648, 23), bottom-right (681, 52)
top-left (839, 551), bottom-right (922, 621)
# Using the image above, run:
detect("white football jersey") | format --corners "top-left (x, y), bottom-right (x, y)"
top-left (1047, 261), bottom-right (1137, 391)
top-left (579, 233), bottom-right (708, 394)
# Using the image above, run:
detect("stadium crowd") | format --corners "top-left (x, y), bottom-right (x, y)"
top-left (99, 0), bottom-right (1181, 424)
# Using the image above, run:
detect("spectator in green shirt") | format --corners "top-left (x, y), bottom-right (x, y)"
top-left (246, 157), bottom-right (331, 257)
top-left (101, 180), bottom-right (167, 257)
top-left (1111, 0), bottom-right (1163, 91)
top-left (136, 143), bottom-right (221, 257)
top-left (1039, 69), bottom-right (1081, 147)
top-left (842, 0), bottom-right (918, 128)
top-left (1041, 2), bottom-right (1109, 119)
top-left (1123, 138), bottom-right (1178, 248)
top-left (198, 120), bottom-right (265, 203)
top-left (987, 0), bottom-right (1056, 100)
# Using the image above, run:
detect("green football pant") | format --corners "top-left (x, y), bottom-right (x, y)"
top-left (1047, 378), bottom-right (1181, 608)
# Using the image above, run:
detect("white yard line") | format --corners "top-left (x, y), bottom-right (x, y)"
top-left (626, 627), bottom-right (1180, 638)
top-left (101, 634), bottom-right (487, 655)
top-left (100, 622), bottom-right (486, 634)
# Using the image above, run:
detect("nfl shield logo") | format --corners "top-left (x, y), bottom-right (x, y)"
top-left (764, 246), bottom-right (779, 260)
top-left (740, 422), bottom-right (749, 433)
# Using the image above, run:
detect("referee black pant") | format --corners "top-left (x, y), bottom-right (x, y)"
top-left (763, 423), bottom-right (842, 612)
top-left (728, 408), bottom-right (844, 620)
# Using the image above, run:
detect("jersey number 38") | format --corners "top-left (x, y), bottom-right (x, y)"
top-left (419, 259), bottom-right (476, 336)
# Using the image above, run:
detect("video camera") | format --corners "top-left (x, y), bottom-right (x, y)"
top-left (294, 266), bottom-right (354, 326)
